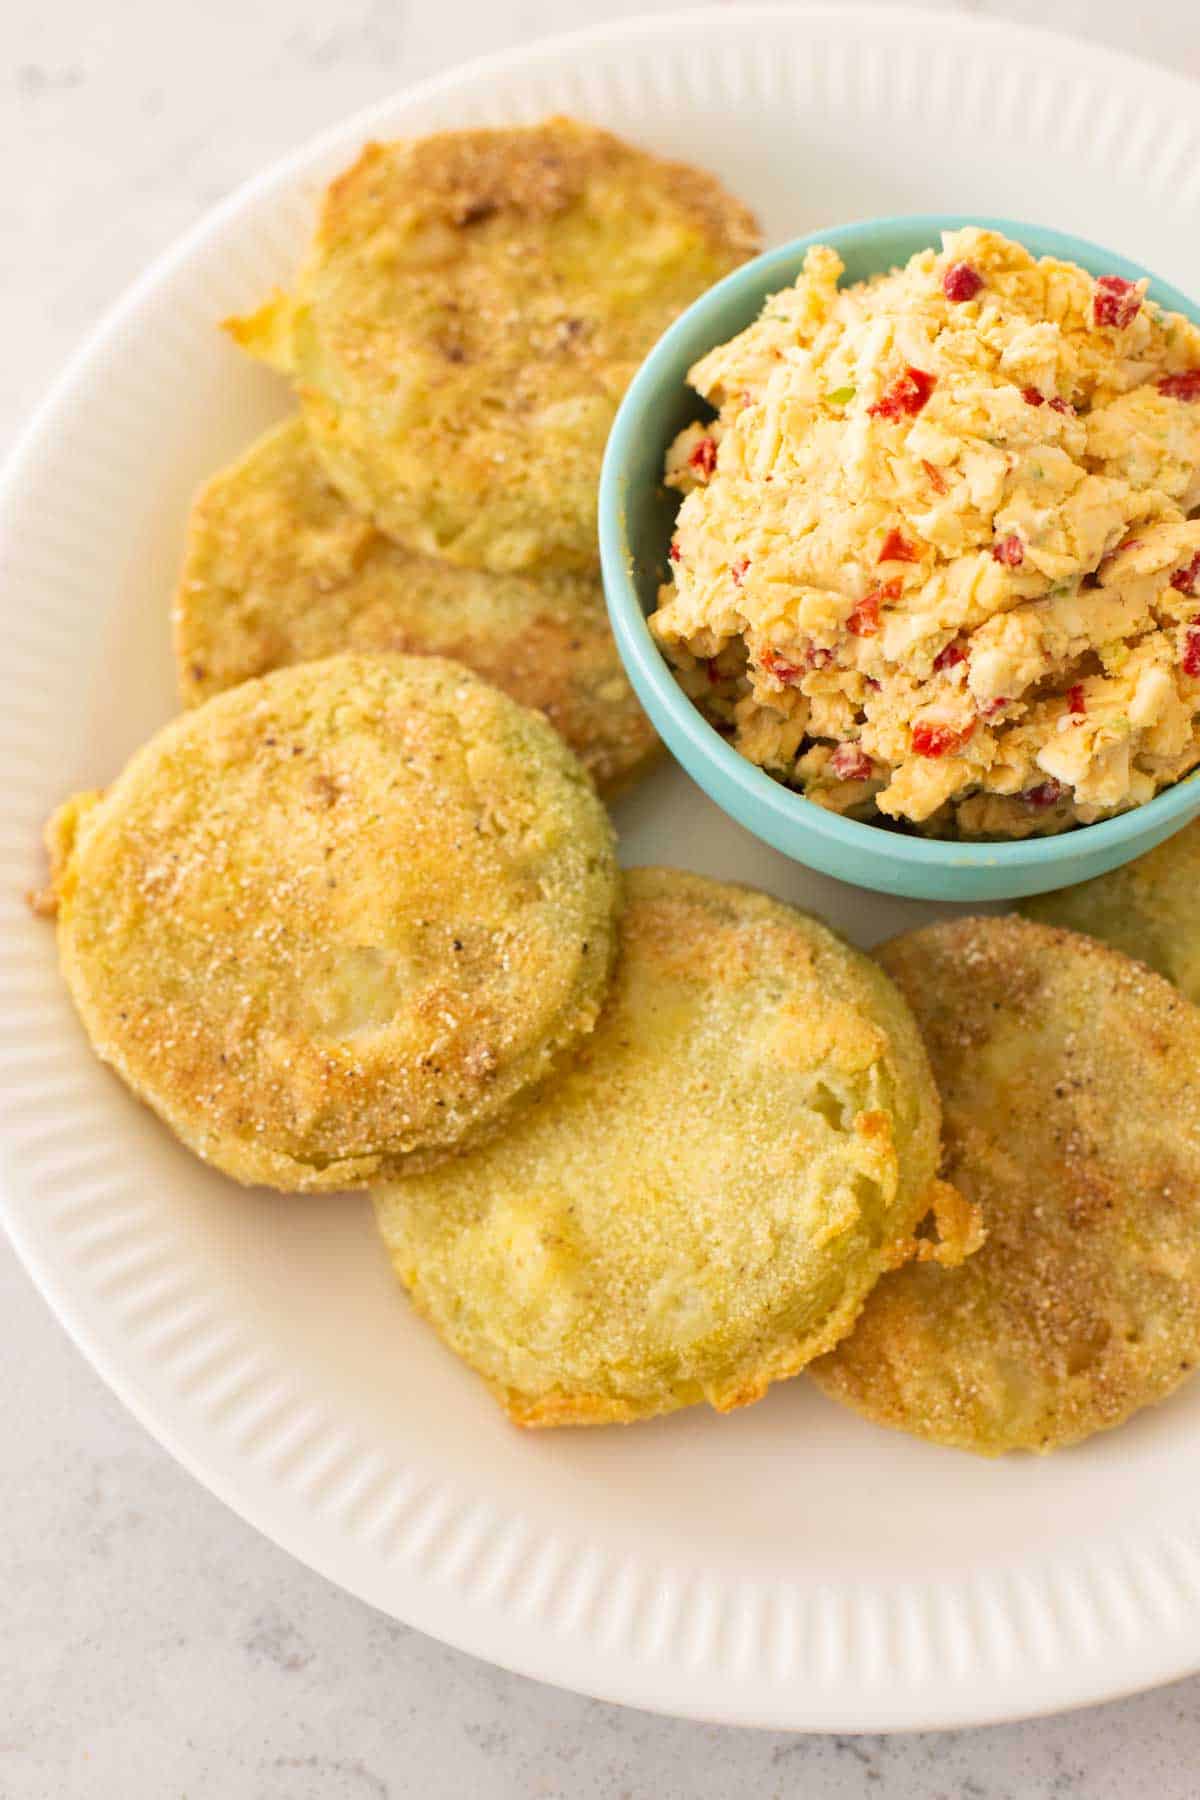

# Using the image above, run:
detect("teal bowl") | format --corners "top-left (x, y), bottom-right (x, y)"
top-left (599, 216), bottom-right (1200, 901)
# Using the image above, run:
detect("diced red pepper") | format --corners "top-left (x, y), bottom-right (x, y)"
top-left (933, 641), bottom-right (967, 672)
top-left (922, 458), bottom-right (948, 495)
top-left (878, 528), bottom-right (920, 564)
top-left (1158, 370), bottom-right (1200, 402)
top-left (847, 577), bottom-right (901, 637)
top-left (759, 649), bottom-right (802, 684)
top-left (1093, 275), bottom-right (1142, 329)
top-left (911, 719), bottom-right (975, 758)
top-left (689, 435), bottom-right (717, 478)
top-left (1022, 383), bottom-right (1073, 414)
top-left (1184, 629), bottom-right (1200, 678)
top-left (668, 538), bottom-right (682, 563)
top-left (731, 556), bottom-right (750, 586)
top-left (868, 366), bottom-right (937, 421)
top-left (806, 644), bottom-right (834, 670)
top-left (978, 697), bottom-right (1009, 718)
top-left (942, 262), bottom-right (984, 303)
top-left (847, 593), bottom-right (881, 637)
top-left (1170, 551), bottom-right (1200, 597)
top-left (830, 743), bottom-right (874, 782)
top-left (1024, 779), bottom-right (1065, 808)
top-left (1067, 683), bottom-right (1087, 715)
top-left (992, 534), bottom-right (1025, 568)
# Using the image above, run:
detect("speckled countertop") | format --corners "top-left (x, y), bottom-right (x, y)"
top-left (5, 2), bottom-right (1200, 1793)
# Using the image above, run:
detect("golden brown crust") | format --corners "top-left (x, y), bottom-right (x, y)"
top-left (49, 654), bottom-right (619, 1191)
top-left (321, 126), bottom-right (759, 245)
top-left (228, 117), bottom-right (761, 572)
top-left (1022, 818), bottom-right (1200, 1004)
top-left (173, 418), bottom-right (659, 797)
top-left (374, 868), bottom-right (945, 1427)
top-left (811, 915), bottom-right (1200, 1454)
top-left (27, 789), bottom-right (103, 918)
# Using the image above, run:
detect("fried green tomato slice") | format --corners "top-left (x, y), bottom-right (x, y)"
top-left (227, 117), bottom-right (761, 572)
top-left (811, 916), bottom-right (1200, 1454)
top-left (44, 654), bottom-right (619, 1192)
top-left (373, 867), bottom-right (947, 1427)
top-left (1022, 819), bottom-right (1200, 1003)
top-left (173, 418), bottom-right (658, 799)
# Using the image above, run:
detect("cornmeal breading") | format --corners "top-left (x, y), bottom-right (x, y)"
top-left (229, 117), bottom-right (761, 572)
top-left (811, 915), bottom-right (1200, 1453)
top-left (174, 418), bottom-right (659, 798)
top-left (44, 654), bottom-right (619, 1191)
top-left (374, 867), bottom-right (957, 1427)
top-left (1023, 815), bottom-right (1200, 1002)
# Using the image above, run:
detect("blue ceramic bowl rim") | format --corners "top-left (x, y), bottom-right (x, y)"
top-left (599, 214), bottom-right (1200, 873)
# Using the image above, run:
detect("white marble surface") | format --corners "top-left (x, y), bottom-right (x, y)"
top-left (4, 1), bottom-right (1200, 1792)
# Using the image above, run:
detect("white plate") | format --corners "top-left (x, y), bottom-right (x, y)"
top-left (3, 3), bottom-right (1200, 1733)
